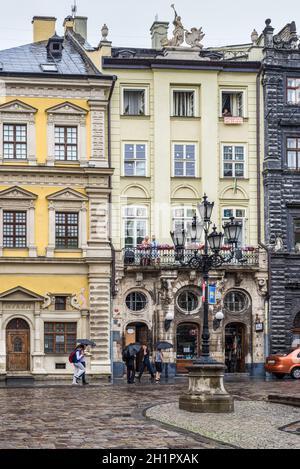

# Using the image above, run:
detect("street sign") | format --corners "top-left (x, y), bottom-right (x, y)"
top-left (208, 285), bottom-right (217, 305)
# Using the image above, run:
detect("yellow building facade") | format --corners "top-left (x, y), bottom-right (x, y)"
top-left (0, 17), bottom-right (115, 381)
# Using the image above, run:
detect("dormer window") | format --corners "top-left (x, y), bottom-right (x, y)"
top-left (47, 34), bottom-right (64, 59)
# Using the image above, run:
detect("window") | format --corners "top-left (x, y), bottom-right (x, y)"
top-left (294, 219), bottom-right (300, 252)
top-left (3, 124), bottom-right (27, 159)
top-left (55, 212), bottom-right (79, 249)
top-left (172, 207), bottom-right (197, 242)
top-left (123, 206), bottom-right (147, 248)
top-left (177, 291), bottom-right (199, 313)
top-left (287, 78), bottom-right (300, 105)
top-left (222, 209), bottom-right (246, 247)
top-left (173, 144), bottom-right (196, 177)
top-left (223, 145), bottom-right (245, 178)
top-left (126, 292), bottom-right (147, 311)
top-left (123, 89), bottom-right (145, 115)
top-left (55, 296), bottom-right (67, 311)
top-left (3, 211), bottom-right (26, 248)
top-left (40, 64), bottom-right (58, 73)
top-left (44, 322), bottom-right (77, 354)
top-left (55, 126), bottom-right (78, 161)
top-left (224, 291), bottom-right (248, 313)
top-left (221, 91), bottom-right (244, 117)
top-left (173, 90), bottom-right (194, 117)
top-left (124, 144), bottom-right (146, 176)
top-left (287, 138), bottom-right (300, 169)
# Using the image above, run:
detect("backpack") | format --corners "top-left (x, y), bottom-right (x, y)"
top-left (122, 347), bottom-right (135, 361)
top-left (69, 350), bottom-right (77, 364)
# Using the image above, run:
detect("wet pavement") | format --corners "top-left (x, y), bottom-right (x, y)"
top-left (0, 376), bottom-right (299, 449)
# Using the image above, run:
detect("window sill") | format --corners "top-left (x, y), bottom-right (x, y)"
top-left (171, 176), bottom-right (200, 179)
top-left (54, 249), bottom-right (82, 253)
top-left (120, 114), bottom-right (150, 119)
top-left (170, 116), bottom-right (201, 120)
top-left (121, 175), bottom-right (150, 179)
top-left (2, 159), bottom-right (29, 163)
top-left (54, 161), bottom-right (80, 165)
top-left (220, 177), bottom-right (248, 181)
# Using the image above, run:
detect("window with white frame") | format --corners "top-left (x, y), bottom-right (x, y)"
top-left (287, 78), bottom-right (300, 105)
top-left (55, 126), bottom-right (78, 161)
top-left (124, 143), bottom-right (147, 176)
top-left (3, 124), bottom-right (27, 159)
top-left (172, 207), bottom-right (197, 242)
top-left (123, 89), bottom-right (145, 115)
top-left (221, 91), bottom-right (244, 117)
top-left (222, 208), bottom-right (246, 247)
top-left (222, 145), bottom-right (245, 178)
top-left (173, 144), bottom-right (196, 177)
top-left (172, 90), bottom-right (195, 117)
top-left (123, 206), bottom-right (148, 248)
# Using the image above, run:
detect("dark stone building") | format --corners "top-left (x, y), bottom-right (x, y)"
top-left (263, 20), bottom-right (300, 353)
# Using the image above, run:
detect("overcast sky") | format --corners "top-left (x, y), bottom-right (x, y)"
top-left (0, 0), bottom-right (298, 50)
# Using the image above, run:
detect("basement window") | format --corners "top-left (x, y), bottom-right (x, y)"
top-left (40, 63), bottom-right (58, 73)
top-left (55, 363), bottom-right (66, 370)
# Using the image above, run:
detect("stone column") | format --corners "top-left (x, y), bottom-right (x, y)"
top-left (0, 304), bottom-right (5, 377)
top-left (86, 187), bottom-right (110, 258)
top-left (159, 273), bottom-right (177, 377)
top-left (88, 99), bottom-right (107, 168)
top-left (32, 302), bottom-right (47, 375)
top-left (46, 203), bottom-right (55, 257)
top-left (88, 265), bottom-right (111, 376)
top-left (80, 202), bottom-right (88, 257)
top-left (28, 204), bottom-right (37, 257)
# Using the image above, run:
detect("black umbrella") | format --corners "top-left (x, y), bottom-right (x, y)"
top-left (127, 343), bottom-right (142, 353)
top-left (77, 339), bottom-right (97, 347)
top-left (155, 341), bottom-right (173, 350)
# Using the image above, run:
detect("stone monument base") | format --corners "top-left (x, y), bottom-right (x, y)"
top-left (179, 362), bottom-right (234, 413)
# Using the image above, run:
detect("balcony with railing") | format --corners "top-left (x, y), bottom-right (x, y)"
top-left (123, 244), bottom-right (260, 270)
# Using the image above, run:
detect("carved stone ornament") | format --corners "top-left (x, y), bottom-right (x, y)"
top-left (256, 278), bottom-right (268, 297)
top-left (160, 279), bottom-right (174, 306)
top-left (71, 288), bottom-right (88, 310)
top-left (274, 236), bottom-right (284, 252)
top-left (273, 21), bottom-right (299, 50)
top-left (42, 293), bottom-right (53, 309)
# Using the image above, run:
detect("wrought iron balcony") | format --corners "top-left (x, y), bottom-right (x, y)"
top-left (123, 245), bottom-right (260, 268)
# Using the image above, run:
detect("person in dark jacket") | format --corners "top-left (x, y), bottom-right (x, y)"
top-left (137, 344), bottom-right (155, 382)
top-left (123, 346), bottom-right (136, 384)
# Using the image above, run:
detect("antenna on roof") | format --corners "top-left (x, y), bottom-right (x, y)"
top-left (71, 0), bottom-right (77, 18)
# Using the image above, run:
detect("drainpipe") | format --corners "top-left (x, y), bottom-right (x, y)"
top-left (256, 63), bottom-right (271, 362)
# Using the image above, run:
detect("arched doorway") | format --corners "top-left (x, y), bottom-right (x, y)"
top-left (176, 323), bottom-right (200, 374)
top-left (124, 322), bottom-right (150, 372)
top-left (225, 323), bottom-right (246, 373)
top-left (6, 318), bottom-right (30, 372)
top-left (292, 313), bottom-right (300, 348)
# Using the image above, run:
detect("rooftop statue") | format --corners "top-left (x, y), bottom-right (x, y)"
top-left (161, 4), bottom-right (205, 49)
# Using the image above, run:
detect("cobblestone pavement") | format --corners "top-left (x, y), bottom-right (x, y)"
top-left (0, 377), bottom-right (299, 449)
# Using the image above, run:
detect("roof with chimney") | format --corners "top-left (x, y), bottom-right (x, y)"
top-left (0, 31), bottom-right (102, 78)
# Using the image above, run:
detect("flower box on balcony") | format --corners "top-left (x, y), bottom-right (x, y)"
top-left (221, 246), bottom-right (232, 251)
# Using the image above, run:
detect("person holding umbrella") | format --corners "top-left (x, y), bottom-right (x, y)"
top-left (155, 348), bottom-right (163, 383)
top-left (122, 343), bottom-right (140, 384)
top-left (137, 343), bottom-right (155, 383)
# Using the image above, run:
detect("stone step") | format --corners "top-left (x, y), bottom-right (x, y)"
top-left (5, 375), bottom-right (35, 387)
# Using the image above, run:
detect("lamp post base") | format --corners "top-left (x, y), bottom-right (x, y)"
top-left (179, 362), bottom-right (234, 413)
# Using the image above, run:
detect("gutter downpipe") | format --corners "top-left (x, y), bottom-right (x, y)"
top-left (107, 75), bottom-right (117, 383)
top-left (256, 63), bottom-right (271, 366)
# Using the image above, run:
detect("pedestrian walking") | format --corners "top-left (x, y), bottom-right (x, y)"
top-left (122, 345), bottom-right (136, 384)
top-left (70, 344), bottom-right (86, 385)
top-left (137, 344), bottom-right (155, 382)
top-left (155, 348), bottom-right (164, 383)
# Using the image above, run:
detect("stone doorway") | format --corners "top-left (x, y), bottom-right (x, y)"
top-left (125, 322), bottom-right (151, 372)
top-left (6, 318), bottom-right (30, 372)
top-left (225, 322), bottom-right (246, 373)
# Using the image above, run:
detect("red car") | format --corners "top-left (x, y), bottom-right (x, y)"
top-left (265, 347), bottom-right (300, 379)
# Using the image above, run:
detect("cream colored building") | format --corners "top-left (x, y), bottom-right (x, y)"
top-left (86, 16), bottom-right (269, 377)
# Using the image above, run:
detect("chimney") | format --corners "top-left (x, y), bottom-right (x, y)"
top-left (32, 16), bottom-right (57, 43)
top-left (63, 15), bottom-right (75, 33)
top-left (74, 16), bottom-right (88, 40)
top-left (150, 20), bottom-right (169, 49)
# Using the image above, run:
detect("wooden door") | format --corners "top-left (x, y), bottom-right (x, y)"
top-left (6, 329), bottom-right (30, 372)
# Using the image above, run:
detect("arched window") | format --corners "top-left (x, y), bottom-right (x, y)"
top-left (126, 292), bottom-right (147, 311)
top-left (224, 291), bottom-right (248, 313)
top-left (177, 291), bottom-right (199, 313)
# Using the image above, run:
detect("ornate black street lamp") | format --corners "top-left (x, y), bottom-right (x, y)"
top-left (170, 194), bottom-right (243, 413)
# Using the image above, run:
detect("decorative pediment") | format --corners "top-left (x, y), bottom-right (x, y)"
top-left (0, 100), bottom-right (37, 114)
top-left (46, 102), bottom-right (88, 116)
top-left (0, 186), bottom-right (37, 200)
top-left (47, 188), bottom-right (88, 202)
top-left (0, 286), bottom-right (44, 302)
top-left (220, 186), bottom-right (248, 201)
